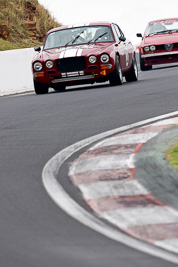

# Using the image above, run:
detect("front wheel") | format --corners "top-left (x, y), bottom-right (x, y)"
top-left (109, 55), bottom-right (123, 86)
top-left (140, 53), bottom-right (152, 71)
top-left (34, 80), bottom-right (49, 95)
top-left (125, 55), bottom-right (138, 82)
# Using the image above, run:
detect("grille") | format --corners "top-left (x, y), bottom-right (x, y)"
top-left (156, 43), bottom-right (178, 50)
top-left (56, 57), bottom-right (86, 73)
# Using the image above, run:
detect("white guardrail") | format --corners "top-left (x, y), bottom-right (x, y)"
top-left (0, 47), bottom-right (37, 96)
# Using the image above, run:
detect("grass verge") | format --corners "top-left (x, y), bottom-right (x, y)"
top-left (166, 142), bottom-right (178, 170)
top-left (0, 0), bottom-right (61, 51)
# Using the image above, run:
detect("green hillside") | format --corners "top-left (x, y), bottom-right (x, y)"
top-left (0, 0), bottom-right (61, 50)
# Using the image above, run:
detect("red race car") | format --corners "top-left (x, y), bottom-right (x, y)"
top-left (32, 22), bottom-right (138, 94)
top-left (137, 18), bottom-right (178, 71)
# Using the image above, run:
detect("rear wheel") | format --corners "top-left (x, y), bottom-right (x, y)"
top-left (109, 55), bottom-right (123, 86)
top-left (140, 53), bottom-right (152, 71)
top-left (125, 54), bottom-right (138, 82)
top-left (34, 80), bottom-right (48, 95)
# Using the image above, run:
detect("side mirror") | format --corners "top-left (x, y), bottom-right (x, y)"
top-left (119, 36), bottom-right (126, 42)
top-left (136, 33), bottom-right (142, 38)
top-left (34, 47), bottom-right (41, 52)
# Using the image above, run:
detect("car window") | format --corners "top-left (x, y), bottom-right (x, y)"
top-left (115, 24), bottom-right (121, 39)
top-left (145, 19), bottom-right (178, 36)
top-left (44, 26), bottom-right (114, 49)
top-left (111, 24), bottom-right (119, 42)
top-left (112, 24), bottom-right (125, 41)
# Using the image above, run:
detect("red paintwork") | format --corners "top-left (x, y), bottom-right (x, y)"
top-left (143, 34), bottom-right (178, 46)
top-left (138, 18), bottom-right (178, 66)
top-left (32, 22), bottom-right (135, 89)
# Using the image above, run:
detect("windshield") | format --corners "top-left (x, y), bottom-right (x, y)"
top-left (145, 19), bottom-right (178, 36)
top-left (44, 26), bottom-right (114, 50)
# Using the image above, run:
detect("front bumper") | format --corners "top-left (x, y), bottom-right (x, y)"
top-left (141, 50), bottom-right (178, 66)
top-left (33, 59), bottom-right (114, 86)
top-left (51, 74), bottom-right (95, 83)
top-left (141, 51), bottom-right (178, 58)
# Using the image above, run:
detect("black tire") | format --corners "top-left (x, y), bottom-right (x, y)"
top-left (109, 55), bottom-right (123, 86)
top-left (140, 53), bottom-right (152, 71)
top-left (125, 54), bottom-right (138, 82)
top-left (34, 80), bottom-right (48, 95)
top-left (53, 84), bottom-right (66, 92)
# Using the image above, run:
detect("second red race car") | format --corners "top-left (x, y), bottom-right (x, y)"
top-left (137, 18), bottom-right (178, 71)
top-left (32, 22), bottom-right (138, 94)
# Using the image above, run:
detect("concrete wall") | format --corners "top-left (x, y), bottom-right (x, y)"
top-left (0, 47), bottom-right (37, 96)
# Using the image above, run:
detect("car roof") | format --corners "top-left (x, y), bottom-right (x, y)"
top-left (148, 18), bottom-right (178, 24)
top-left (47, 22), bottom-right (113, 35)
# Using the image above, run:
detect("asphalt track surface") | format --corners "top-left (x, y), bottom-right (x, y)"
top-left (0, 63), bottom-right (178, 267)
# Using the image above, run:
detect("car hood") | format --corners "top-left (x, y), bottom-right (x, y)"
top-left (143, 32), bottom-right (178, 46)
top-left (40, 43), bottom-right (113, 61)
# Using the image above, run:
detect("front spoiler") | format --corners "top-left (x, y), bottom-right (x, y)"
top-left (51, 74), bottom-right (95, 83)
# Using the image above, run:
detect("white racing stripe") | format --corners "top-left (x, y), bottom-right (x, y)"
top-left (79, 180), bottom-right (148, 200)
top-left (77, 48), bottom-right (83, 57)
top-left (59, 47), bottom-right (83, 58)
top-left (64, 48), bottom-right (78, 58)
top-left (59, 50), bottom-right (65, 59)
top-left (101, 206), bottom-right (178, 228)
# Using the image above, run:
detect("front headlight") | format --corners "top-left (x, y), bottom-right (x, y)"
top-left (150, 45), bottom-right (156, 51)
top-left (89, 55), bottom-right (97, 64)
top-left (100, 53), bottom-right (109, 63)
top-left (45, 60), bottom-right (54, 69)
top-left (144, 46), bottom-right (150, 52)
top-left (33, 61), bottom-right (43, 71)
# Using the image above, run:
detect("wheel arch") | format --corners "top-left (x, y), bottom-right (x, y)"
top-left (115, 51), bottom-right (120, 59)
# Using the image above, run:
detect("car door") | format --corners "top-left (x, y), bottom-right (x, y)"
top-left (112, 24), bottom-right (131, 70)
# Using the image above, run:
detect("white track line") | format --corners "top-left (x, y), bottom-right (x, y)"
top-left (42, 111), bottom-right (178, 264)
top-left (156, 239), bottom-right (178, 254)
top-left (101, 206), bottom-right (178, 228)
